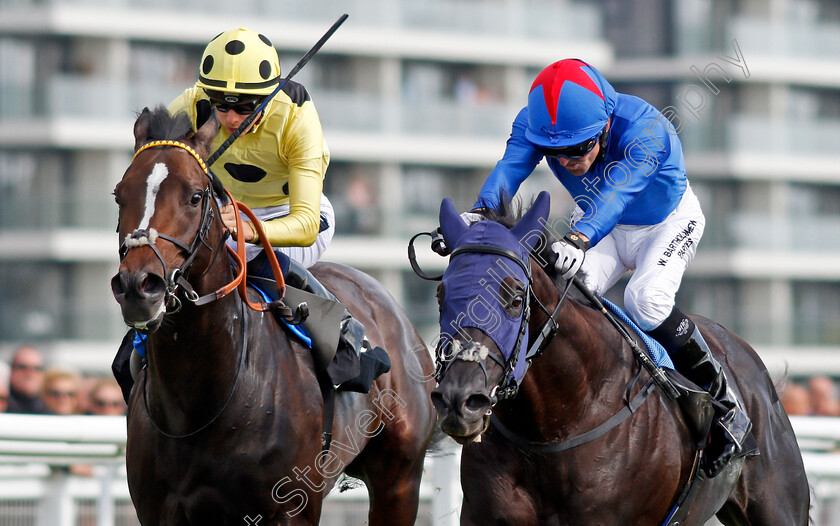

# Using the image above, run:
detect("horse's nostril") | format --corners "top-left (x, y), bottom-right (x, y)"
top-left (111, 272), bottom-right (127, 297)
top-left (116, 270), bottom-right (166, 300)
top-left (139, 273), bottom-right (155, 294)
top-left (139, 272), bottom-right (166, 297)
top-left (431, 391), bottom-right (448, 414)
top-left (465, 394), bottom-right (492, 414)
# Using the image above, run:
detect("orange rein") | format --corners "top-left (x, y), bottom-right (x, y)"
top-left (130, 140), bottom-right (285, 310)
top-left (224, 188), bottom-right (287, 310)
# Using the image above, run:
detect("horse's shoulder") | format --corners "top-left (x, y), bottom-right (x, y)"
top-left (310, 261), bottom-right (371, 283)
top-left (311, 261), bottom-right (391, 303)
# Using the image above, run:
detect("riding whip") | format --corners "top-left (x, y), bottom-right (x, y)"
top-left (206, 13), bottom-right (349, 167)
top-left (572, 276), bottom-right (681, 400)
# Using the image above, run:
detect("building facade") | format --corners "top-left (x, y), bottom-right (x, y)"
top-left (0, 0), bottom-right (609, 370)
top-left (1, 0), bottom-right (838, 381)
top-left (597, 0), bottom-right (840, 377)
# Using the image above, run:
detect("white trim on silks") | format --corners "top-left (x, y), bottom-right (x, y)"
top-left (226, 193), bottom-right (336, 269)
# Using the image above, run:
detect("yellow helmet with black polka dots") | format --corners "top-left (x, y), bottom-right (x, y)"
top-left (196, 27), bottom-right (281, 103)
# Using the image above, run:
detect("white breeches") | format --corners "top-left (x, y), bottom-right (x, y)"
top-left (574, 185), bottom-right (705, 331)
top-left (227, 193), bottom-right (336, 269)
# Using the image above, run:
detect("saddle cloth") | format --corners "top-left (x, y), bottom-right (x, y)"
top-left (249, 281), bottom-right (312, 348)
top-left (600, 297), bottom-right (675, 370)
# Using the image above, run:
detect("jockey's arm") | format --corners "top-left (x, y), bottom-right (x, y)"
top-left (249, 100), bottom-right (328, 248)
top-left (475, 108), bottom-right (541, 210)
top-left (250, 163), bottom-right (323, 247)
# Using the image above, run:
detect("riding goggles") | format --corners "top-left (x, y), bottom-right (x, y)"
top-left (540, 129), bottom-right (604, 159)
top-left (211, 98), bottom-right (263, 115)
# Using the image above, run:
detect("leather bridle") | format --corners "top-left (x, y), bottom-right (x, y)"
top-left (119, 140), bottom-right (235, 312)
top-left (430, 242), bottom-right (572, 403)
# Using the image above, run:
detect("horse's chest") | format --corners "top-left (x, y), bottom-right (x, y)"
top-left (128, 411), bottom-right (322, 522)
top-left (461, 446), bottom-right (651, 524)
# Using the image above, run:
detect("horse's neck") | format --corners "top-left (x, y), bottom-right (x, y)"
top-left (145, 272), bottom-right (243, 418)
top-left (503, 287), bottom-right (632, 439)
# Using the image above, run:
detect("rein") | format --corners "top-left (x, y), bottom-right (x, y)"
top-left (123, 140), bottom-right (300, 439)
top-left (123, 140), bottom-right (294, 317)
top-left (410, 226), bottom-right (677, 451)
top-left (489, 378), bottom-right (657, 453)
top-left (139, 298), bottom-right (250, 439)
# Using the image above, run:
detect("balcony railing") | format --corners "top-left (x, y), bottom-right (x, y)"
top-left (1, 0), bottom-right (603, 42)
top-left (4, 77), bottom-right (523, 139)
top-left (680, 114), bottom-right (840, 156)
top-left (678, 12), bottom-right (840, 59)
top-left (727, 16), bottom-right (840, 60)
top-left (728, 213), bottom-right (840, 251)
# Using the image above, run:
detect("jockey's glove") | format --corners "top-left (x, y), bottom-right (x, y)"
top-left (551, 231), bottom-right (590, 280)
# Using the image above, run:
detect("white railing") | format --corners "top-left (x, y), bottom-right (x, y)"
top-left (0, 413), bottom-right (462, 526)
top-left (0, 414), bottom-right (129, 526)
top-left (2, 413), bottom-right (840, 525)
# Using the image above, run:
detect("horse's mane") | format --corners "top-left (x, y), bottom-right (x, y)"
top-left (142, 105), bottom-right (194, 142)
top-left (477, 191), bottom-right (588, 302)
top-left (138, 105), bottom-right (227, 199)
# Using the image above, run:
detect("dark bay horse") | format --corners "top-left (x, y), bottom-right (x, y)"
top-left (111, 107), bottom-right (437, 525)
top-left (426, 191), bottom-right (809, 525)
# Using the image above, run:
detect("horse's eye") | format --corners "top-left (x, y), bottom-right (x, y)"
top-left (190, 191), bottom-right (203, 206)
top-left (501, 278), bottom-right (525, 316)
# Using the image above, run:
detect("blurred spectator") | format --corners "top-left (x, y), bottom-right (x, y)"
top-left (781, 382), bottom-right (813, 416)
top-left (41, 368), bottom-right (81, 415)
top-left (76, 375), bottom-right (99, 415)
top-left (0, 360), bottom-right (9, 412)
top-left (344, 172), bottom-right (378, 234)
top-left (454, 73), bottom-right (479, 104)
top-left (88, 378), bottom-right (126, 416)
top-left (808, 376), bottom-right (840, 417)
top-left (7, 345), bottom-right (47, 414)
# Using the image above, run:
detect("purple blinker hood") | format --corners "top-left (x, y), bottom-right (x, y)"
top-left (437, 192), bottom-right (550, 385)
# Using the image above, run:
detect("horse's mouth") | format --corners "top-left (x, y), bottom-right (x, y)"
top-left (440, 414), bottom-right (491, 444)
top-left (119, 300), bottom-right (166, 333)
top-left (451, 434), bottom-right (481, 445)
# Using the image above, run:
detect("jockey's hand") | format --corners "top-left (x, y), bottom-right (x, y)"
top-left (551, 232), bottom-right (590, 280)
top-left (219, 204), bottom-right (255, 242)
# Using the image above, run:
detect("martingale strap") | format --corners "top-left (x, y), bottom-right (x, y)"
top-left (489, 377), bottom-right (656, 453)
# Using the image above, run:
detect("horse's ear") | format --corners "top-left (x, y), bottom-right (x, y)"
top-left (439, 197), bottom-right (468, 248)
top-left (511, 191), bottom-right (550, 251)
top-left (133, 107), bottom-right (152, 151)
top-left (193, 109), bottom-right (219, 155)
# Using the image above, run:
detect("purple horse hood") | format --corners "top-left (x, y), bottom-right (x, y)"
top-left (437, 192), bottom-right (550, 385)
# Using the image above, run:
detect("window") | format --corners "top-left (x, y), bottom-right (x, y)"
top-left (793, 281), bottom-right (840, 345)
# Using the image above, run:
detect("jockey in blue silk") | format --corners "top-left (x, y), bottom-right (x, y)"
top-left (470, 59), bottom-right (751, 478)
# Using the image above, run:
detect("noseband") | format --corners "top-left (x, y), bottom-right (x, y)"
top-left (433, 242), bottom-right (570, 402)
top-left (120, 140), bottom-right (223, 313)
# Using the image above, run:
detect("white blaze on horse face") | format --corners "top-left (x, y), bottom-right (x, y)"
top-left (138, 162), bottom-right (169, 231)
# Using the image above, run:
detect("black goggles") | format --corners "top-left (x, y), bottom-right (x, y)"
top-left (210, 98), bottom-right (263, 115)
top-left (540, 129), bottom-right (604, 159)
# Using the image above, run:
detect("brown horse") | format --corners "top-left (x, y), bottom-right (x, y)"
top-left (424, 191), bottom-right (809, 525)
top-left (111, 106), bottom-right (437, 525)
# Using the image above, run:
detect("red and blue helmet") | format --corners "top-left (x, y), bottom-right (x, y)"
top-left (525, 59), bottom-right (616, 148)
